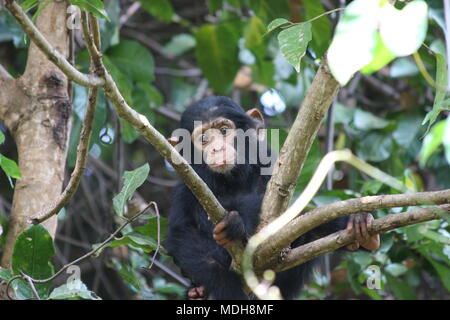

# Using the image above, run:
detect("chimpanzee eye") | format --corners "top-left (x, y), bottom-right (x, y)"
top-left (220, 126), bottom-right (229, 135)
top-left (200, 134), bottom-right (209, 144)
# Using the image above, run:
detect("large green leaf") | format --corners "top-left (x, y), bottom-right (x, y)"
top-left (357, 133), bottom-right (393, 162)
top-left (135, 216), bottom-right (168, 242)
top-left (113, 164), bottom-right (150, 216)
top-left (277, 22), bottom-right (312, 72)
top-left (328, 0), bottom-right (379, 85)
top-left (106, 40), bottom-right (155, 83)
top-left (385, 274), bottom-right (417, 300)
top-left (392, 114), bottom-right (423, 148)
top-left (379, 0), bottom-right (428, 57)
top-left (419, 120), bottom-right (445, 167)
top-left (444, 116), bottom-right (450, 165)
top-left (353, 109), bottom-right (390, 130)
top-left (244, 16), bottom-right (266, 49)
top-left (11, 225), bottom-right (55, 299)
top-left (303, 0), bottom-right (331, 58)
top-left (266, 18), bottom-right (289, 33)
top-left (0, 154), bottom-right (21, 179)
top-left (361, 33), bottom-right (396, 75)
top-left (162, 34), bottom-right (196, 56)
top-left (195, 24), bottom-right (240, 93)
top-left (140, 0), bottom-right (174, 23)
top-left (69, 0), bottom-right (110, 21)
top-left (423, 52), bottom-right (449, 129)
top-left (49, 280), bottom-right (101, 300)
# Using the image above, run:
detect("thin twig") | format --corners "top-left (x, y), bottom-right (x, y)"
top-left (147, 202), bottom-right (161, 269)
top-left (20, 272), bottom-right (40, 300)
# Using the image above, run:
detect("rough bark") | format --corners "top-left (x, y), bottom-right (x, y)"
top-left (275, 205), bottom-right (449, 272)
top-left (255, 188), bottom-right (450, 270)
top-left (259, 58), bottom-right (340, 229)
top-left (1, 1), bottom-right (71, 267)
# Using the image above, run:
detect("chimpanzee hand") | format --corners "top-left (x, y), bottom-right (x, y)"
top-left (187, 285), bottom-right (208, 300)
top-left (213, 211), bottom-right (246, 247)
top-left (345, 212), bottom-right (380, 251)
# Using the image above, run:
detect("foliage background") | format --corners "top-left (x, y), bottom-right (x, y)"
top-left (0, 0), bottom-right (449, 299)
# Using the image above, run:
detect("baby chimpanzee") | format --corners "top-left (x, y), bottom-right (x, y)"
top-left (165, 96), bottom-right (379, 300)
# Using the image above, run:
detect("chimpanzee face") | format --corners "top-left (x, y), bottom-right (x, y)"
top-left (191, 117), bottom-right (237, 174)
top-left (168, 96), bottom-right (267, 175)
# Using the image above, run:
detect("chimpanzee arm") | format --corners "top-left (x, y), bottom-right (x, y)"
top-left (165, 185), bottom-right (248, 299)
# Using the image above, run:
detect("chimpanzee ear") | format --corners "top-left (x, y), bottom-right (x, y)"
top-left (168, 136), bottom-right (179, 147)
top-left (246, 108), bottom-right (264, 125)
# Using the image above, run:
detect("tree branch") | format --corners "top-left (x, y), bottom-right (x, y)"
top-left (275, 205), bottom-right (449, 272)
top-left (5, 0), bottom-right (104, 87)
top-left (28, 12), bottom-right (102, 225)
top-left (259, 57), bottom-right (340, 229)
top-left (256, 188), bottom-right (450, 270)
top-left (4, 2), bottom-right (247, 270)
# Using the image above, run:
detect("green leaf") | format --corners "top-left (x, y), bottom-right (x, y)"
top-left (393, 115), bottom-right (423, 148)
top-left (113, 164), bottom-right (150, 216)
top-left (0, 130), bottom-right (5, 145)
top-left (107, 233), bottom-right (158, 253)
top-left (69, 0), bottom-right (110, 21)
top-left (207, 0), bottom-right (224, 13)
top-left (106, 40), bottom-right (155, 83)
top-left (423, 52), bottom-right (449, 129)
top-left (135, 216), bottom-right (168, 241)
top-left (379, 0), bottom-right (428, 57)
top-left (303, 1), bottom-right (331, 58)
top-left (0, 154), bottom-right (21, 179)
top-left (385, 263), bottom-right (408, 277)
top-left (266, 18), bottom-right (289, 33)
top-left (140, 0), bottom-right (174, 23)
top-left (11, 225), bottom-right (55, 299)
top-left (162, 34), bottom-right (196, 56)
top-left (277, 22), bottom-right (312, 72)
top-left (418, 225), bottom-right (450, 244)
top-left (195, 24), bottom-right (240, 93)
top-left (20, 0), bottom-right (40, 12)
top-left (443, 117), bottom-right (450, 165)
top-left (419, 120), bottom-right (445, 167)
top-left (328, 0), bottom-right (379, 85)
top-left (417, 248), bottom-right (450, 291)
top-left (295, 139), bottom-right (322, 192)
top-left (115, 263), bottom-right (141, 291)
top-left (385, 274), bottom-right (417, 300)
top-left (390, 58), bottom-right (419, 78)
top-left (357, 133), bottom-right (393, 162)
top-left (353, 109), bottom-right (390, 130)
top-left (49, 280), bottom-right (101, 300)
top-left (361, 33), bottom-right (396, 75)
top-left (120, 118), bottom-right (141, 144)
top-left (244, 16), bottom-right (266, 49)
top-left (0, 267), bottom-right (12, 281)
top-left (102, 56), bottom-right (133, 104)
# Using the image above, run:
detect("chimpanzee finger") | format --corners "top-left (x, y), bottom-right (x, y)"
top-left (346, 215), bottom-right (354, 231)
top-left (366, 213), bottom-right (374, 229)
top-left (213, 231), bottom-right (228, 241)
top-left (353, 214), bottom-right (364, 243)
top-left (217, 238), bottom-right (231, 246)
top-left (213, 221), bottom-right (227, 234)
top-left (359, 214), bottom-right (369, 240)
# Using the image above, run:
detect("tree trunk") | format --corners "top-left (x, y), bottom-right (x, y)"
top-left (1, 1), bottom-right (70, 267)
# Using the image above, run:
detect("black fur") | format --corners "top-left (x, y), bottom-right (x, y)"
top-left (165, 96), bottom-right (348, 300)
